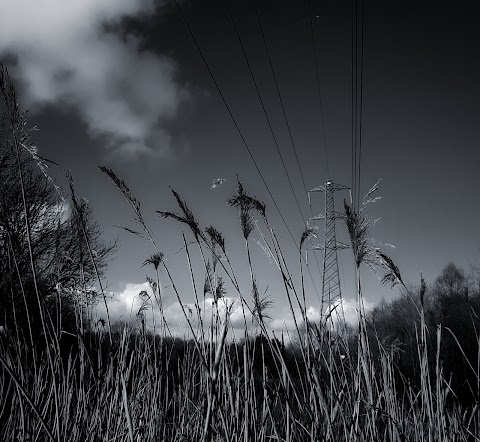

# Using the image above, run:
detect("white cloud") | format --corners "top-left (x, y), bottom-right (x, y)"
top-left (162, 296), bottom-right (253, 329)
top-left (95, 281), bottom-right (377, 340)
top-left (341, 298), bottom-right (375, 325)
top-left (0, 0), bottom-right (186, 157)
top-left (95, 282), bottom-right (154, 324)
top-left (267, 298), bottom-right (375, 333)
top-left (95, 284), bottom-right (257, 337)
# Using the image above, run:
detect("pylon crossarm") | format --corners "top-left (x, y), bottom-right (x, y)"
top-left (308, 244), bottom-right (325, 251)
top-left (325, 181), bottom-right (351, 192)
top-left (333, 241), bottom-right (351, 250)
top-left (310, 211), bottom-right (345, 222)
top-left (311, 243), bottom-right (350, 251)
top-left (310, 182), bottom-right (351, 193)
top-left (308, 185), bottom-right (326, 193)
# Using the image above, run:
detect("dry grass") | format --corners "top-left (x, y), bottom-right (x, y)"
top-left (1, 63), bottom-right (480, 441)
top-left (1, 173), bottom-right (479, 441)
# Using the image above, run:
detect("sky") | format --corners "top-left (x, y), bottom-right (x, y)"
top-left (1, 0), bottom-right (480, 335)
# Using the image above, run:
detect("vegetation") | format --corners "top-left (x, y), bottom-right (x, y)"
top-left (1, 61), bottom-right (480, 441)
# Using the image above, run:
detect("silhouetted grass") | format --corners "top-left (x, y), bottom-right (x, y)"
top-left (1, 62), bottom-right (480, 441)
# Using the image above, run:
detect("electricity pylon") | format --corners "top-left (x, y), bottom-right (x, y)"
top-left (308, 180), bottom-right (350, 327)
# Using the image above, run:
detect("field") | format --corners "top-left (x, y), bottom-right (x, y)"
top-left (1, 62), bottom-right (480, 442)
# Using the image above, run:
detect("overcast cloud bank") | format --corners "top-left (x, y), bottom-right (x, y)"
top-left (0, 0), bottom-right (186, 156)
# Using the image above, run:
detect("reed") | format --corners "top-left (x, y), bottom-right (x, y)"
top-left (1, 63), bottom-right (480, 441)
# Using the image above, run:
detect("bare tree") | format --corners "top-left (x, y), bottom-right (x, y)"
top-left (0, 61), bottom-right (116, 338)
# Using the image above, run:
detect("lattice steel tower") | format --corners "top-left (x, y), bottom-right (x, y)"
top-left (308, 180), bottom-right (350, 326)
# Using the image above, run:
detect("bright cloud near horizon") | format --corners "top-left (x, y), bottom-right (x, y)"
top-left (0, 0), bottom-right (186, 156)
top-left (93, 282), bottom-right (373, 339)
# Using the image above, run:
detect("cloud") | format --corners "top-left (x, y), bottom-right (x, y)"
top-left (268, 298), bottom-right (375, 333)
top-left (0, 0), bottom-right (186, 157)
top-left (95, 282), bottom-right (154, 324)
top-left (95, 283), bottom-right (257, 338)
top-left (162, 296), bottom-right (252, 329)
top-left (95, 281), bottom-right (376, 341)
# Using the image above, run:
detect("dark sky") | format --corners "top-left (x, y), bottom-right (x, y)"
top-left (2, 0), bottom-right (480, 329)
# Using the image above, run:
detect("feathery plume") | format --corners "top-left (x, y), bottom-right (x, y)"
top-left (158, 187), bottom-right (205, 242)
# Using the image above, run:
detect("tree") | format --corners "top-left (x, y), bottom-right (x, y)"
top-left (434, 262), bottom-right (467, 299)
top-left (428, 262), bottom-right (480, 404)
top-left (369, 262), bottom-right (480, 405)
top-left (0, 61), bottom-right (115, 340)
top-left (468, 258), bottom-right (480, 297)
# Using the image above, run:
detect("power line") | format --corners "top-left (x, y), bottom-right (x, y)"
top-left (224, 0), bottom-right (307, 225)
top-left (173, 0), bottom-right (321, 296)
top-left (252, 0), bottom-right (325, 287)
top-left (251, 0), bottom-right (310, 206)
top-left (223, 0), bottom-right (325, 296)
top-left (352, 0), bottom-right (365, 209)
top-left (351, 0), bottom-right (357, 209)
top-left (307, 0), bottom-right (330, 179)
top-left (357, 0), bottom-right (365, 209)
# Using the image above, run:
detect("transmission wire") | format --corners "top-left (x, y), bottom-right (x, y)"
top-left (173, 0), bottom-right (321, 296)
top-left (351, 0), bottom-right (365, 209)
top-left (357, 0), bottom-right (365, 209)
top-left (351, 0), bottom-right (358, 210)
top-left (252, 0), bottom-right (325, 289)
top-left (307, 0), bottom-right (330, 179)
top-left (251, 0), bottom-right (310, 205)
top-left (224, 0), bottom-right (307, 225)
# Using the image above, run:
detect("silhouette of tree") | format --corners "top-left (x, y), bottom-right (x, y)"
top-left (0, 62), bottom-right (115, 340)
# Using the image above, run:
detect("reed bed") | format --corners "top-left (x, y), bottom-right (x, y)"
top-left (1, 62), bottom-right (480, 441)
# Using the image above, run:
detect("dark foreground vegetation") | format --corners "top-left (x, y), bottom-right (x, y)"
top-left (2, 61), bottom-right (480, 441)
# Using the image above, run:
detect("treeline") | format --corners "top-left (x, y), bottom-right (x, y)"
top-left (120, 258), bottom-right (480, 408)
top-left (83, 258), bottom-right (480, 415)
top-left (366, 262), bottom-right (480, 406)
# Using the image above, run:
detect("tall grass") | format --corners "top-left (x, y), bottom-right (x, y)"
top-left (1, 66), bottom-right (480, 441)
top-left (2, 170), bottom-right (480, 441)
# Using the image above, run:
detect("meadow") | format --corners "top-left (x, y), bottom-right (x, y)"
top-left (1, 62), bottom-right (480, 442)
